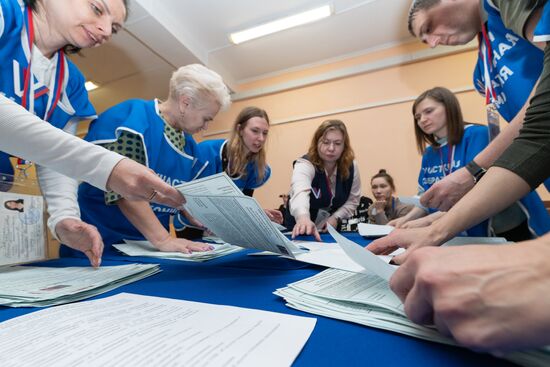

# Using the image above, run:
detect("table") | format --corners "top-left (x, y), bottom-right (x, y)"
top-left (0, 233), bottom-right (516, 366)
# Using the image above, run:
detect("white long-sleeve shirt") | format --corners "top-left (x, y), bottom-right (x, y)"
top-left (0, 95), bottom-right (124, 235)
top-left (289, 158), bottom-right (361, 221)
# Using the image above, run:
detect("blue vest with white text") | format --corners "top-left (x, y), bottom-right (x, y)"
top-left (419, 124), bottom-right (550, 237)
top-left (0, 0), bottom-right (95, 188)
top-left (473, 0), bottom-right (544, 123)
top-left (72, 99), bottom-right (207, 255)
top-left (419, 125), bottom-right (489, 236)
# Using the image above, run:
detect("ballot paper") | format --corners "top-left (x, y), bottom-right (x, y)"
top-left (0, 264), bottom-right (159, 307)
top-left (327, 225), bottom-right (396, 281)
top-left (275, 268), bottom-right (550, 367)
top-left (0, 293), bottom-right (316, 367)
top-left (176, 173), bottom-right (302, 257)
top-left (358, 223), bottom-right (394, 237)
top-left (0, 192), bottom-right (46, 266)
top-left (114, 239), bottom-right (242, 262)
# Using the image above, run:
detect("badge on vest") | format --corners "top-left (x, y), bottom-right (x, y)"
top-left (311, 187), bottom-right (321, 199)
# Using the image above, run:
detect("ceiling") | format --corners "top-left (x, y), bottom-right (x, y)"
top-left (71, 0), bottom-right (415, 113)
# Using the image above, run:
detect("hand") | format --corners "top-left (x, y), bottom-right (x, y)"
top-left (55, 218), bottom-right (103, 268)
top-left (152, 236), bottom-right (213, 253)
top-left (318, 216), bottom-right (338, 233)
top-left (401, 215), bottom-right (437, 229)
top-left (373, 200), bottom-right (386, 212)
top-left (179, 208), bottom-right (206, 229)
top-left (389, 240), bottom-right (550, 352)
top-left (292, 216), bottom-right (321, 241)
top-left (106, 158), bottom-right (185, 208)
top-left (366, 225), bottom-right (448, 263)
top-left (264, 208), bottom-right (283, 224)
top-left (388, 216), bottom-right (409, 228)
top-left (420, 167), bottom-right (474, 211)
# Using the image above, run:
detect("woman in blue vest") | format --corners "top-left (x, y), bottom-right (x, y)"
top-left (0, 0), bottom-right (127, 266)
top-left (287, 119), bottom-right (361, 242)
top-left (394, 87), bottom-right (550, 240)
top-left (69, 64), bottom-right (231, 257)
top-left (174, 106), bottom-right (281, 238)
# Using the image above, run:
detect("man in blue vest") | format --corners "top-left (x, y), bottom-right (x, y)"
top-left (368, 0), bottom-right (550, 351)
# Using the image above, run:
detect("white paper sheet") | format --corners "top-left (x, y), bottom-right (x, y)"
top-left (357, 223), bottom-right (394, 237)
top-left (0, 264), bottom-right (160, 307)
top-left (177, 172), bottom-right (243, 196)
top-left (327, 225), bottom-right (396, 281)
top-left (176, 173), bottom-right (300, 257)
top-left (275, 269), bottom-right (550, 367)
top-left (0, 293), bottom-right (316, 367)
top-left (0, 192), bottom-right (45, 266)
top-left (115, 239), bottom-right (242, 261)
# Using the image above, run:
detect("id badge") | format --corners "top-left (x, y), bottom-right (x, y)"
top-left (486, 103), bottom-right (500, 142)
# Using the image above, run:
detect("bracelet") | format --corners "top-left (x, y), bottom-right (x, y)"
top-left (465, 161), bottom-right (487, 184)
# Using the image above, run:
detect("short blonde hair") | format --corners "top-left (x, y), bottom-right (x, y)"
top-left (169, 64), bottom-right (231, 111)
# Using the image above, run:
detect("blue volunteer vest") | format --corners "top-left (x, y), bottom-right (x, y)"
top-left (419, 125), bottom-right (490, 236)
top-left (0, 0), bottom-right (95, 189)
top-left (474, 0), bottom-right (550, 191)
top-left (534, 1), bottom-right (550, 42)
top-left (473, 0), bottom-right (544, 123)
top-left (419, 124), bottom-right (550, 237)
top-left (198, 139), bottom-right (271, 189)
top-left (173, 138), bottom-right (271, 231)
top-left (67, 99), bottom-right (208, 256)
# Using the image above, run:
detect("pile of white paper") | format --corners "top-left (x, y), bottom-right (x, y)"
top-left (176, 173), bottom-right (303, 257)
top-left (0, 293), bottom-right (316, 367)
top-left (0, 263), bottom-right (160, 307)
top-left (114, 239), bottom-right (242, 262)
top-left (275, 268), bottom-right (550, 367)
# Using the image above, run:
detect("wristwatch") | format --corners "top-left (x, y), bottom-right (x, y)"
top-left (465, 161), bottom-right (487, 183)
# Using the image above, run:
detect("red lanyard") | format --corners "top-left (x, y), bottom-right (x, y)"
top-left (438, 144), bottom-right (454, 176)
top-left (21, 6), bottom-right (65, 120)
top-left (479, 23), bottom-right (497, 105)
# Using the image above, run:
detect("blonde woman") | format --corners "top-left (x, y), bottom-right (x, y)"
top-left (71, 64), bottom-right (231, 257)
top-left (288, 119), bottom-right (361, 241)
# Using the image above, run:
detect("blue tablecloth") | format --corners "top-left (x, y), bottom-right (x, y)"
top-left (0, 233), bottom-right (516, 366)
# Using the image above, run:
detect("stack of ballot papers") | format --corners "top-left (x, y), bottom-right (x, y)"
top-left (176, 173), bottom-right (305, 257)
top-left (0, 263), bottom-right (159, 307)
top-left (0, 293), bottom-right (316, 367)
top-left (274, 227), bottom-right (550, 367)
top-left (114, 239), bottom-right (242, 262)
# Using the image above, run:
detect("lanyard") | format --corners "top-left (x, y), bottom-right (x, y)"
top-left (438, 144), bottom-right (455, 176)
top-left (479, 23), bottom-right (498, 105)
top-left (21, 6), bottom-right (65, 121)
top-left (479, 23), bottom-right (501, 141)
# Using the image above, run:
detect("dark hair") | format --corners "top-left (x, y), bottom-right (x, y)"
top-left (307, 119), bottom-right (355, 180)
top-left (371, 169), bottom-right (395, 191)
top-left (412, 86), bottom-right (465, 154)
top-left (227, 106), bottom-right (270, 182)
top-left (24, 0), bottom-right (130, 54)
top-left (4, 199), bottom-right (24, 212)
top-left (407, 0), bottom-right (441, 36)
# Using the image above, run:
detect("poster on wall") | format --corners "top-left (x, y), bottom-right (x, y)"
top-left (0, 191), bottom-right (46, 266)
